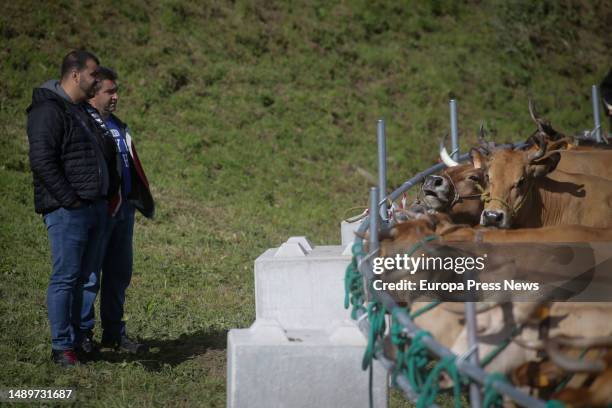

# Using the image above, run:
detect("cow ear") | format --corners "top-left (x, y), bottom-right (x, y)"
top-left (530, 152), bottom-right (561, 177)
top-left (470, 148), bottom-right (485, 169)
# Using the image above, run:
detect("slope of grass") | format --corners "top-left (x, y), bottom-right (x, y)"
top-left (1, 0), bottom-right (610, 406)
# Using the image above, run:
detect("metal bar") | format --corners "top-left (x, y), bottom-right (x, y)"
top-left (377, 120), bottom-right (388, 221)
top-left (465, 302), bottom-right (482, 408)
top-left (450, 99), bottom-right (460, 160)
top-left (369, 187), bottom-right (379, 254)
top-left (592, 85), bottom-right (603, 143)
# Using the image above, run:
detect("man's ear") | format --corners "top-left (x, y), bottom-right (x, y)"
top-left (530, 152), bottom-right (561, 178)
top-left (470, 148), bottom-right (485, 169)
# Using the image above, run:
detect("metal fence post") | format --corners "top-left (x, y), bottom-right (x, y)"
top-left (592, 85), bottom-right (603, 143)
top-left (465, 302), bottom-right (482, 408)
top-left (369, 187), bottom-right (379, 254)
top-left (377, 120), bottom-right (387, 221)
top-left (450, 99), bottom-right (460, 160)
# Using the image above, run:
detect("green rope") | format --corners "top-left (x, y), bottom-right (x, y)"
top-left (483, 373), bottom-right (508, 408)
top-left (417, 355), bottom-right (462, 408)
top-left (390, 310), bottom-right (410, 386)
top-left (344, 242), bottom-right (366, 319)
top-left (410, 300), bottom-right (442, 320)
top-left (362, 301), bottom-right (387, 370)
top-left (545, 400), bottom-right (566, 408)
top-left (406, 329), bottom-right (433, 392)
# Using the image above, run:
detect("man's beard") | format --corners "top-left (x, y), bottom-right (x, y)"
top-left (81, 80), bottom-right (97, 99)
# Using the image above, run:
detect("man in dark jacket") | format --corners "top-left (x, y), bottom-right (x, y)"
top-left (81, 67), bottom-right (154, 354)
top-left (26, 50), bottom-right (118, 367)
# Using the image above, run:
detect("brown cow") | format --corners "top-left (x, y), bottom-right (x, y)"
top-left (523, 133), bottom-right (612, 180)
top-left (475, 143), bottom-right (612, 228)
top-left (435, 139), bottom-right (612, 228)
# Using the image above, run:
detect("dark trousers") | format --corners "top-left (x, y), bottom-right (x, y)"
top-left (80, 203), bottom-right (135, 341)
top-left (44, 201), bottom-right (107, 350)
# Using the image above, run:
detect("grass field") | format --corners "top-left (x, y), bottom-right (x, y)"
top-left (1, 1), bottom-right (610, 406)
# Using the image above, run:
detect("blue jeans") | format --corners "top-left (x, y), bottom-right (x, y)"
top-left (44, 200), bottom-right (107, 351)
top-left (80, 203), bottom-right (135, 342)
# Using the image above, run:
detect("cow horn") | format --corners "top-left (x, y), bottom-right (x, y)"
top-left (527, 132), bottom-right (547, 162)
top-left (554, 334), bottom-right (612, 349)
top-left (514, 334), bottom-right (612, 352)
top-left (477, 122), bottom-right (492, 154)
top-left (440, 134), bottom-right (459, 167)
top-left (545, 340), bottom-right (606, 373)
top-left (478, 122), bottom-right (486, 142)
top-left (513, 337), bottom-right (545, 350)
top-left (528, 98), bottom-right (546, 134)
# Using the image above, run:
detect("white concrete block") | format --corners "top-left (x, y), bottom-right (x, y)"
top-left (227, 323), bottom-right (388, 408)
top-left (286, 236), bottom-right (313, 252)
top-left (275, 242), bottom-right (308, 257)
top-left (341, 220), bottom-right (362, 247)
top-left (255, 243), bottom-right (354, 331)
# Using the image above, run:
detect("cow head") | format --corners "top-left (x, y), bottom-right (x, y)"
top-left (428, 138), bottom-right (487, 225)
top-left (479, 136), bottom-right (561, 228)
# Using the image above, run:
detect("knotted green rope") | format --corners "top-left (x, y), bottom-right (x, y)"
top-left (344, 242), bottom-right (366, 319)
top-left (483, 373), bottom-right (508, 408)
top-left (362, 301), bottom-right (387, 370)
top-left (417, 355), bottom-right (463, 408)
top-left (397, 330), bottom-right (431, 392)
top-left (391, 308), bottom-right (408, 385)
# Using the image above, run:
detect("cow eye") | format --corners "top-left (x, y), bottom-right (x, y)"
top-left (468, 175), bottom-right (480, 182)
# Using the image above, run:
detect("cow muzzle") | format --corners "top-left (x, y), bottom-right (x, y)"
top-left (480, 210), bottom-right (508, 228)
top-left (421, 175), bottom-right (450, 210)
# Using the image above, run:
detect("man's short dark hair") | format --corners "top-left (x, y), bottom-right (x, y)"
top-left (93, 66), bottom-right (118, 93)
top-left (96, 66), bottom-right (118, 83)
top-left (60, 49), bottom-right (100, 78)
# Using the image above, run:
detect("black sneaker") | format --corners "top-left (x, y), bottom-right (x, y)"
top-left (102, 335), bottom-right (149, 354)
top-left (51, 349), bottom-right (79, 367)
top-left (76, 336), bottom-right (99, 360)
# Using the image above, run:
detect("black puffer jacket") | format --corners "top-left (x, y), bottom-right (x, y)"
top-left (26, 83), bottom-right (118, 214)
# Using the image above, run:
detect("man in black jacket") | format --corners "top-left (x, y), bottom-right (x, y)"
top-left (80, 67), bottom-right (154, 354)
top-left (26, 50), bottom-right (118, 367)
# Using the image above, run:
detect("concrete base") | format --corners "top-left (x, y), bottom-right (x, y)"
top-left (228, 235), bottom-right (388, 408)
top-left (255, 243), bottom-right (353, 331)
top-left (341, 220), bottom-right (363, 248)
top-left (227, 321), bottom-right (388, 408)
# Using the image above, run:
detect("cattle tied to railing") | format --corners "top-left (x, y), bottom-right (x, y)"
top-left (346, 100), bottom-right (612, 408)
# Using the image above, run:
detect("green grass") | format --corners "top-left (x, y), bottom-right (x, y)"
top-left (1, 0), bottom-right (610, 406)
